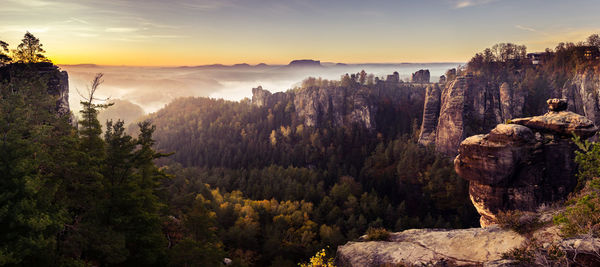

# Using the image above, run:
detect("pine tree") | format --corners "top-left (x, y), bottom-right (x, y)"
top-left (0, 63), bottom-right (73, 265)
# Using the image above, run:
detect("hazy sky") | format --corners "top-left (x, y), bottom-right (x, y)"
top-left (1, 0), bottom-right (599, 66)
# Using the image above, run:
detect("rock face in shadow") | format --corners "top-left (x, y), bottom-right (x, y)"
top-left (0, 62), bottom-right (70, 116)
top-left (454, 99), bottom-right (598, 227)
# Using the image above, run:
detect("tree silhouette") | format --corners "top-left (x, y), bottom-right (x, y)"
top-left (0, 40), bottom-right (10, 65)
top-left (13, 32), bottom-right (49, 63)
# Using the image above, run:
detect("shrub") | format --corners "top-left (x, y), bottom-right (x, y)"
top-left (299, 248), bottom-right (335, 267)
top-left (365, 227), bottom-right (390, 241)
top-left (553, 177), bottom-right (600, 237)
top-left (502, 239), bottom-right (568, 266)
top-left (496, 210), bottom-right (543, 235)
top-left (573, 135), bottom-right (600, 190)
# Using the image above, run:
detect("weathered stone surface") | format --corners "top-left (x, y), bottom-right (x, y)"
top-left (455, 124), bottom-right (534, 187)
top-left (562, 69), bottom-right (600, 128)
top-left (336, 227), bottom-right (526, 267)
top-left (435, 76), bottom-right (468, 155)
top-left (511, 110), bottom-right (598, 139)
top-left (455, 101), bottom-right (597, 227)
top-left (418, 84), bottom-right (441, 145)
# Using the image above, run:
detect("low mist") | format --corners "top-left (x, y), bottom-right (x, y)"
top-left (61, 62), bottom-right (461, 116)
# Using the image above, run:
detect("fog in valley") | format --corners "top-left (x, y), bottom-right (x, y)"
top-left (61, 62), bottom-right (461, 121)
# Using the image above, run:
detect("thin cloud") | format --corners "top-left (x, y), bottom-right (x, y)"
top-left (105, 27), bottom-right (140, 33)
top-left (181, 0), bottom-right (236, 10)
top-left (68, 17), bottom-right (90, 25)
top-left (515, 25), bottom-right (550, 36)
top-left (452, 0), bottom-right (497, 9)
top-left (515, 25), bottom-right (537, 33)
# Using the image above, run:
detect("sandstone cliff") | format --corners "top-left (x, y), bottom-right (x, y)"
top-left (252, 80), bottom-right (428, 130)
top-left (421, 68), bottom-right (600, 156)
top-left (418, 84), bottom-right (441, 145)
top-left (421, 74), bottom-right (533, 156)
top-left (562, 69), bottom-right (600, 128)
top-left (455, 99), bottom-right (597, 227)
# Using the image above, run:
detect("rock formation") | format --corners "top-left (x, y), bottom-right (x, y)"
top-left (251, 78), bottom-right (428, 130)
top-left (454, 99), bottom-right (598, 227)
top-left (411, 69), bottom-right (430, 83)
top-left (385, 71), bottom-right (400, 83)
top-left (418, 84), bottom-right (441, 145)
top-left (0, 62), bottom-right (70, 116)
top-left (420, 75), bottom-right (529, 156)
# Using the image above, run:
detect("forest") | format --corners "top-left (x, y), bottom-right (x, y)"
top-left (145, 74), bottom-right (480, 265)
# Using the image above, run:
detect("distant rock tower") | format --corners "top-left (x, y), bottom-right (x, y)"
top-left (411, 69), bottom-right (430, 83)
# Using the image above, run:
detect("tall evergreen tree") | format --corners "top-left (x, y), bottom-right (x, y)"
top-left (0, 63), bottom-right (74, 265)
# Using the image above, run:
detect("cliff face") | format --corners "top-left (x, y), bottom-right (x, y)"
top-left (421, 75), bottom-right (531, 155)
top-left (252, 82), bottom-right (427, 130)
top-left (562, 69), bottom-right (600, 128)
top-left (422, 69), bottom-right (600, 156)
top-left (0, 62), bottom-right (70, 116)
top-left (455, 99), bottom-right (598, 227)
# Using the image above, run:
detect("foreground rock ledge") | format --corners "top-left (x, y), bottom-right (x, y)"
top-left (336, 227), bottom-right (525, 266)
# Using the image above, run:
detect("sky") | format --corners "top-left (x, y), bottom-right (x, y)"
top-left (1, 0), bottom-right (600, 66)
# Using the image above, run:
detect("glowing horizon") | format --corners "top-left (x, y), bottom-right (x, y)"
top-left (2, 0), bottom-right (600, 66)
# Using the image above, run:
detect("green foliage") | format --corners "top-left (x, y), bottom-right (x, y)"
top-left (573, 135), bottom-right (600, 190)
top-left (553, 136), bottom-right (600, 238)
top-left (0, 67), bottom-right (185, 266)
top-left (553, 178), bottom-right (600, 238)
top-left (365, 227), bottom-right (390, 241)
top-left (0, 62), bottom-right (73, 265)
